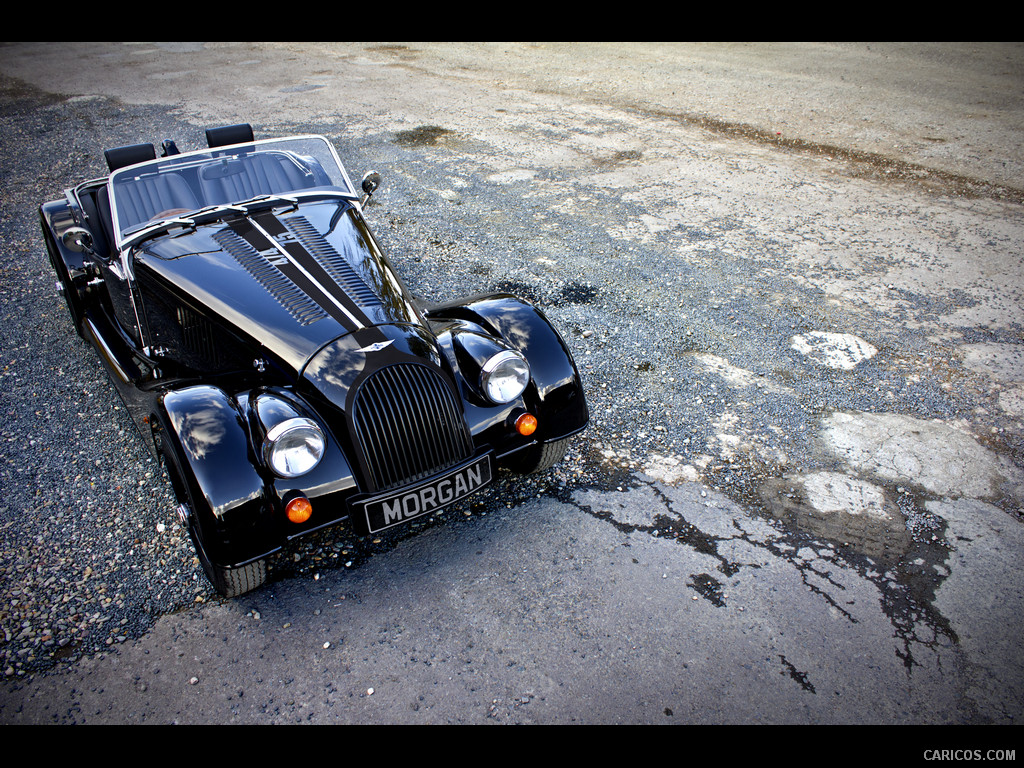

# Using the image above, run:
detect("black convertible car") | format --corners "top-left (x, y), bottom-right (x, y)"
top-left (40, 124), bottom-right (588, 596)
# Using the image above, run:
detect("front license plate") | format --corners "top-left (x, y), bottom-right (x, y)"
top-left (353, 453), bottom-right (494, 534)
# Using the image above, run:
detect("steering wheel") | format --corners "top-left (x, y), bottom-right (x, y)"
top-left (149, 208), bottom-right (193, 221)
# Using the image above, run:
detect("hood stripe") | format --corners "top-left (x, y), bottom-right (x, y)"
top-left (229, 214), bottom-right (371, 332)
top-left (282, 215), bottom-right (383, 312)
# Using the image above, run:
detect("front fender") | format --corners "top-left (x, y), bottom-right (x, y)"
top-left (426, 293), bottom-right (589, 441)
top-left (158, 385), bottom-right (274, 567)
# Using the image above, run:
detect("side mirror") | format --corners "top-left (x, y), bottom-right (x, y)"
top-left (61, 227), bottom-right (94, 254)
top-left (360, 170), bottom-right (382, 205)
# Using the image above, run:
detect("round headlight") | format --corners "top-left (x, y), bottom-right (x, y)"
top-left (480, 350), bottom-right (530, 404)
top-left (262, 417), bottom-right (325, 478)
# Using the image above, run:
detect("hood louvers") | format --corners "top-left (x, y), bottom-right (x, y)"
top-left (213, 227), bottom-right (327, 326)
top-left (282, 216), bottom-right (382, 312)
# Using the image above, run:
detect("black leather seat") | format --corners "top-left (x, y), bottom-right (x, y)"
top-left (104, 141), bottom-right (201, 233)
top-left (206, 123), bottom-right (255, 148)
top-left (113, 172), bottom-right (201, 231)
top-left (198, 152), bottom-right (316, 204)
top-left (105, 143), bottom-right (157, 172)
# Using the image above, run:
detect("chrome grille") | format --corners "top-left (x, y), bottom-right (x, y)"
top-left (353, 364), bottom-right (473, 490)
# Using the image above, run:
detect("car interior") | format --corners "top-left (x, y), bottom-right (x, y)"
top-left (75, 124), bottom-right (329, 248)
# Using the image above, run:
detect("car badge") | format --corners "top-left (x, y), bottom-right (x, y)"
top-left (358, 340), bottom-right (394, 353)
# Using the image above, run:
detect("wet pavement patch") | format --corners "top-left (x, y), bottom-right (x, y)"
top-left (559, 282), bottom-right (599, 305)
top-left (279, 84), bottom-right (324, 93)
top-left (393, 125), bottom-right (453, 147)
top-left (687, 572), bottom-right (725, 606)
top-left (495, 279), bottom-right (542, 304)
top-left (758, 472), bottom-right (911, 560)
top-left (592, 149), bottom-right (643, 169)
top-left (779, 655), bottom-right (816, 694)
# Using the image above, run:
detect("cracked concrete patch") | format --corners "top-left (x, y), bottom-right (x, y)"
top-left (694, 353), bottom-right (793, 394)
top-left (802, 472), bottom-right (895, 522)
top-left (960, 342), bottom-right (1024, 383)
top-left (821, 412), bottom-right (1023, 500)
top-left (792, 332), bottom-right (878, 370)
top-left (643, 454), bottom-right (702, 484)
top-left (998, 385), bottom-right (1024, 419)
top-left (487, 169), bottom-right (538, 184)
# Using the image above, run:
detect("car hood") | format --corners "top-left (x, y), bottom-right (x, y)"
top-left (135, 199), bottom-right (425, 374)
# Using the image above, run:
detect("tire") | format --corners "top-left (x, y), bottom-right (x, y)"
top-left (185, 514), bottom-right (266, 597)
top-left (507, 437), bottom-right (570, 474)
top-left (157, 429), bottom-right (267, 597)
top-left (209, 558), bottom-right (267, 598)
top-left (46, 238), bottom-right (86, 338)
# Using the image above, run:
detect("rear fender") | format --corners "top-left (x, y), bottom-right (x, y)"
top-left (39, 199), bottom-right (91, 276)
top-left (39, 200), bottom-right (92, 334)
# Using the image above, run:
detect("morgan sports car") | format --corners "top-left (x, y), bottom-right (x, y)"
top-left (40, 123), bottom-right (588, 596)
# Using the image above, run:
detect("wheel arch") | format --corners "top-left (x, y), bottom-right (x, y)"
top-left (39, 200), bottom-right (91, 336)
top-left (426, 292), bottom-right (589, 442)
top-left (155, 384), bottom-right (276, 569)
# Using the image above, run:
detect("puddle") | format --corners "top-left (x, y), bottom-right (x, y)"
top-left (759, 472), bottom-right (911, 560)
top-left (393, 125), bottom-right (453, 147)
top-left (592, 149), bottom-right (643, 169)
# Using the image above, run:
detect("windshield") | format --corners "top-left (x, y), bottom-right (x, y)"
top-left (108, 135), bottom-right (357, 242)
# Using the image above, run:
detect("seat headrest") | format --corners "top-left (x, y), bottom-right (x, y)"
top-left (206, 123), bottom-right (255, 148)
top-left (104, 143), bottom-right (157, 172)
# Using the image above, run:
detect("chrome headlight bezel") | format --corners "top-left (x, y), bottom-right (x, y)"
top-left (480, 349), bottom-right (530, 404)
top-left (262, 416), bottom-right (326, 478)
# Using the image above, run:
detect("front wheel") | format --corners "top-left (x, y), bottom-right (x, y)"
top-left (506, 437), bottom-right (570, 474)
top-left (183, 506), bottom-right (266, 597)
top-left (158, 429), bottom-right (266, 597)
top-left (46, 240), bottom-right (86, 337)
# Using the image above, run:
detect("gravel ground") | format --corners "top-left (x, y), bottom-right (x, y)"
top-left (0, 85), bottom-right (1009, 676)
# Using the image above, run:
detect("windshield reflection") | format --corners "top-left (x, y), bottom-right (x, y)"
top-left (110, 136), bottom-right (356, 243)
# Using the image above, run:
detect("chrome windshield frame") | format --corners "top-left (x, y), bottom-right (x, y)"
top-left (108, 134), bottom-right (359, 253)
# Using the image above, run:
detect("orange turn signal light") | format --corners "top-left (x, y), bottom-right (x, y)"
top-left (515, 412), bottom-right (538, 436)
top-left (285, 495), bottom-right (313, 524)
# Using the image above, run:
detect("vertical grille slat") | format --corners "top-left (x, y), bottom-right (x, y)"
top-left (353, 364), bottom-right (473, 491)
top-left (378, 368), bottom-right (414, 480)
top-left (380, 368), bottom-right (414, 479)
top-left (393, 367), bottom-right (435, 474)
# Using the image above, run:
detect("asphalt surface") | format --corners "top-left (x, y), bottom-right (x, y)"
top-left (0, 42), bottom-right (1023, 731)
